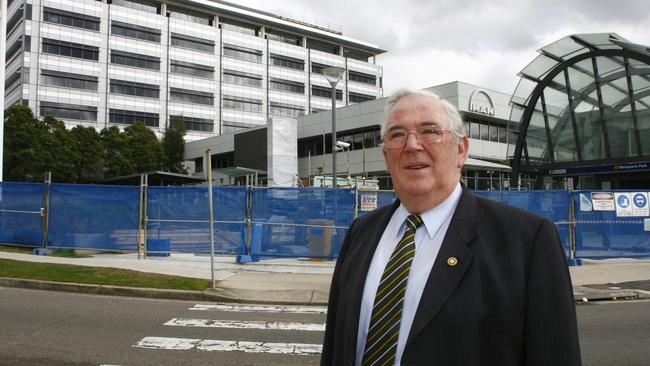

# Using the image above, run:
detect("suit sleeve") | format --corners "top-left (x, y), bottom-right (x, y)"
top-left (321, 217), bottom-right (358, 366)
top-left (525, 218), bottom-right (582, 365)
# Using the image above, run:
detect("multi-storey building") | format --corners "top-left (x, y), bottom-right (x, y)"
top-left (4, 0), bottom-right (384, 141)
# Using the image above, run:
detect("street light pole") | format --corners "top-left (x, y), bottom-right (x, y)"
top-left (322, 67), bottom-right (345, 188)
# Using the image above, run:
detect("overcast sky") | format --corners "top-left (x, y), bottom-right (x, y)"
top-left (234, 0), bottom-right (650, 95)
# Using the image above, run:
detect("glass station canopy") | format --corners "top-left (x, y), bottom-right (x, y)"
top-left (509, 33), bottom-right (650, 186)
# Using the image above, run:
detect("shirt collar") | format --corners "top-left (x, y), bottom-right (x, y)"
top-left (395, 182), bottom-right (463, 240)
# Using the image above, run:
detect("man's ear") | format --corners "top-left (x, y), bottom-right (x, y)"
top-left (457, 136), bottom-right (469, 168)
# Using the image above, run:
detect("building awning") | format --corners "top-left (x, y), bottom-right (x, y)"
top-left (213, 166), bottom-right (267, 177)
top-left (464, 157), bottom-right (511, 171)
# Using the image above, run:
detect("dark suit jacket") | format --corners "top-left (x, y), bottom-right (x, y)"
top-left (322, 187), bottom-right (581, 366)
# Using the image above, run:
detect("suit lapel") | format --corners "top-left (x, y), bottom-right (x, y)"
top-left (406, 188), bottom-right (478, 346)
top-left (346, 201), bottom-right (400, 349)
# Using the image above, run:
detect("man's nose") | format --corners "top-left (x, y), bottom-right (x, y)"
top-left (404, 131), bottom-right (423, 151)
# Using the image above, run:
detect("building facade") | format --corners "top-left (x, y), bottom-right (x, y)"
top-left (4, 0), bottom-right (384, 141)
top-left (509, 33), bottom-right (650, 189)
top-left (185, 81), bottom-right (516, 190)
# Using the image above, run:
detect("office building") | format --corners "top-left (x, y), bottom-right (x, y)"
top-left (4, 0), bottom-right (384, 141)
top-left (185, 81), bottom-right (515, 190)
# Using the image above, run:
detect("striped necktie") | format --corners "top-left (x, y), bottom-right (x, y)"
top-left (362, 214), bottom-right (424, 366)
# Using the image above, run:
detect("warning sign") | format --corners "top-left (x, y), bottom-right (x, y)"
top-left (615, 193), bottom-right (633, 217)
top-left (631, 192), bottom-right (649, 216)
top-left (360, 193), bottom-right (378, 212)
top-left (591, 192), bottom-right (615, 211)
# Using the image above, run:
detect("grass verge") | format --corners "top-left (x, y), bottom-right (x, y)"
top-left (0, 258), bottom-right (211, 291)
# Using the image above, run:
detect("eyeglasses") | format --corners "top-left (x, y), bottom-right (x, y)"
top-left (382, 125), bottom-right (453, 149)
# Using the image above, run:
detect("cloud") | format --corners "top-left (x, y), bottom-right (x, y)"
top-left (228, 0), bottom-right (650, 95)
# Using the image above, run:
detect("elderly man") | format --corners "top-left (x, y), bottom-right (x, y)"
top-left (322, 89), bottom-right (581, 366)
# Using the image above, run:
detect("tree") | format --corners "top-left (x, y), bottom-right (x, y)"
top-left (70, 126), bottom-right (104, 183)
top-left (41, 115), bottom-right (76, 183)
top-left (162, 116), bottom-right (187, 174)
top-left (2, 104), bottom-right (49, 181)
top-left (100, 126), bottom-right (133, 179)
top-left (123, 122), bottom-right (164, 173)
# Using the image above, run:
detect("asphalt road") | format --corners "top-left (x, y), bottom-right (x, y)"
top-left (0, 287), bottom-right (648, 365)
top-left (0, 287), bottom-right (324, 365)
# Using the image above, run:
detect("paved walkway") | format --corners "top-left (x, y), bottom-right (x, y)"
top-left (1, 251), bottom-right (649, 305)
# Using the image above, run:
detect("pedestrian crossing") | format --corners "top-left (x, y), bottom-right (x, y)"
top-left (132, 303), bottom-right (326, 357)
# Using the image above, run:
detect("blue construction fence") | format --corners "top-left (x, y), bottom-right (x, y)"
top-left (1, 181), bottom-right (649, 259)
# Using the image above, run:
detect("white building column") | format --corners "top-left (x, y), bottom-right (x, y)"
top-left (0, 0), bottom-right (7, 181)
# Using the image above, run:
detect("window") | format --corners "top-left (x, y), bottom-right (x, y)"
top-left (312, 85), bottom-right (342, 100)
top-left (194, 157), bottom-right (203, 172)
top-left (222, 120), bottom-right (256, 133)
top-left (109, 109), bottom-right (159, 127)
top-left (170, 33), bottom-right (214, 53)
top-left (211, 152), bottom-right (234, 169)
top-left (41, 101), bottom-right (97, 121)
top-left (349, 91), bottom-right (375, 103)
top-left (43, 7), bottom-right (100, 31)
top-left (110, 49), bottom-right (160, 70)
top-left (42, 38), bottom-right (99, 61)
top-left (171, 115), bottom-right (214, 132)
top-left (110, 79), bottom-right (159, 98)
top-left (269, 101), bottom-right (304, 117)
top-left (307, 39), bottom-right (339, 55)
top-left (349, 70), bottom-right (376, 85)
top-left (344, 49), bottom-right (371, 62)
top-left (223, 69), bottom-right (262, 87)
top-left (223, 44), bottom-right (262, 63)
top-left (266, 30), bottom-right (301, 46)
top-left (311, 62), bottom-right (332, 74)
top-left (4, 69), bottom-right (22, 92)
top-left (168, 6), bottom-right (213, 26)
top-left (220, 18), bottom-right (258, 36)
top-left (112, 0), bottom-right (160, 14)
top-left (270, 78), bottom-right (304, 94)
top-left (297, 126), bottom-right (381, 157)
top-left (111, 21), bottom-right (160, 43)
top-left (6, 5), bottom-right (25, 35)
top-left (42, 70), bottom-right (98, 91)
top-left (5, 37), bottom-right (23, 62)
top-left (223, 95), bottom-right (262, 113)
top-left (170, 87), bottom-right (214, 105)
top-left (170, 60), bottom-right (214, 79)
top-left (270, 54), bottom-right (304, 71)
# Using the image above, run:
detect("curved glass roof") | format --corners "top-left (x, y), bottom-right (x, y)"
top-left (509, 33), bottom-right (650, 181)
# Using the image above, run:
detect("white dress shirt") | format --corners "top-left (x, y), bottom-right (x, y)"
top-left (355, 183), bottom-right (462, 366)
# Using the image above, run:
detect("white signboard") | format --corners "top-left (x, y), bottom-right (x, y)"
top-left (579, 193), bottom-right (593, 211)
top-left (591, 192), bottom-right (615, 211)
top-left (615, 193), bottom-right (633, 217)
top-left (631, 192), bottom-right (649, 216)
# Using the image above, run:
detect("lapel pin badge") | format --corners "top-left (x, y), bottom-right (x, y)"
top-left (447, 257), bottom-right (458, 266)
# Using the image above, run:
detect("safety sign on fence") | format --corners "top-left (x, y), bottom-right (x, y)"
top-left (614, 192), bottom-right (649, 217)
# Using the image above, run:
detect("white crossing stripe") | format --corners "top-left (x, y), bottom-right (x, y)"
top-left (134, 337), bottom-right (322, 355)
top-left (165, 318), bottom-right (325, 332)
top-left (189, 303), bottom-right (327, 314)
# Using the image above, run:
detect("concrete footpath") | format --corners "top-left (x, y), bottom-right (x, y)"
top-left (1, 251), bottom-right (649, 305)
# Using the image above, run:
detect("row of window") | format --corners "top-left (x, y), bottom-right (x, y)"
top-left (223, 95), bottom-right (263, 113)
top-left (464, 118), bottom-right (508, 143)
top-left (223, 69), bottom-right (262, 87)
top-left (42, 38), bottom-right (99, 61)
top-left (171, 33), bottom-right (215, 53)
top-left (170, 87), bottom-right (214, 106)
top-left (39, 100), bottom-right (214, 132)
top-left (170, 59), bottom-right (214, 79)
top-left (43, 7), bottom-right (99, 31)
top-left (111, 21), bottom-right (161, 43)
top-left (270, 54), bottom-right (304, 71)
top-left (297, 127), bottom-right (382, 158)
top-left (110, 79), bottom-right (159, 99)
top-left (269, 102), bottom-right (305, 117)
top-left (5, 35), bottom-right (29, 63)
top-left (269, 78), bottom-right (305, 94)
top-left (42, 69), bottom-right (98, 91)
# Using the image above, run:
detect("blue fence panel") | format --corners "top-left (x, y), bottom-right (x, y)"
top-left (147, 186), bottom-right (247, 254)
top-left (0, 182), bottom-right (44, 246)
top-left (473, 190), bottom-right (572, 254)
top-left (250, 187), bottom-right (356, 259)
top-left (573, 191), bottom-right (650, 259)
top-left (48, 184), bottom-right (139, 251)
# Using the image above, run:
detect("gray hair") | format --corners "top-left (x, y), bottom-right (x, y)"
top-left (382, 88), bottom-right (466, 142)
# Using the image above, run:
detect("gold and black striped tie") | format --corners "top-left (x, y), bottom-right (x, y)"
top-left (362, 214), bottom-right (423, 366)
